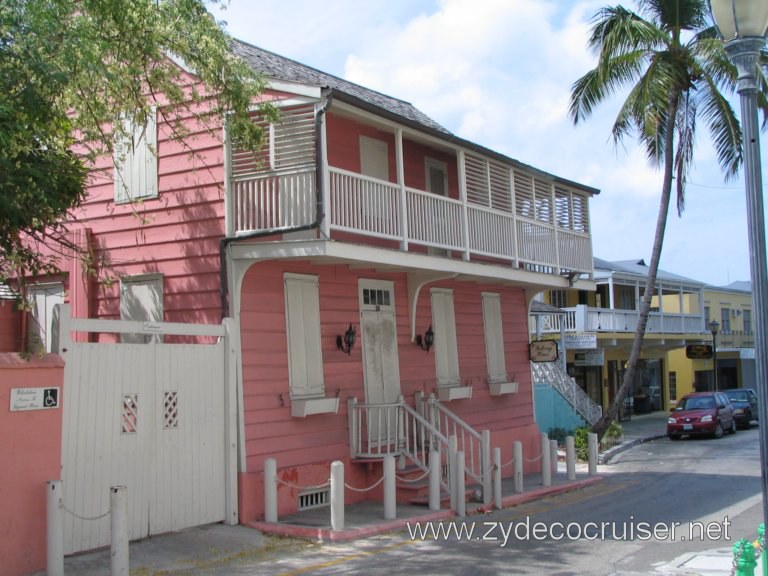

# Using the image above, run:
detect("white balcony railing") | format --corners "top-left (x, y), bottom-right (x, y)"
top-left (529, 305), bottom-right (705, 336)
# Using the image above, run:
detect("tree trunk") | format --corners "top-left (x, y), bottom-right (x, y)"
top-left (592, 93), bottom-right (680, 439)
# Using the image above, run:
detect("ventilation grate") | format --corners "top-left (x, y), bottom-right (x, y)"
top-left (298, 488), bottom-right (330, 511)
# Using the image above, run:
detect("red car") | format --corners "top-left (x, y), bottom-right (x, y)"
top-left (667, 391), bottom-right (736, 440)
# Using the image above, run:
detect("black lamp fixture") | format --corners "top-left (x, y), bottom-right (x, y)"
top-left (415, 325), bottom-right (434, 352)
top-left (336, 324), bottom-right (356, 355)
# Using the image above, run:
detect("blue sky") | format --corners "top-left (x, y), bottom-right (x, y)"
top-left (213, 0), bottom-right (765, 286)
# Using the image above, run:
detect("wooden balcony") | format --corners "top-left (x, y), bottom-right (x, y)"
top-left (228, 165), bottom-right (593, 277)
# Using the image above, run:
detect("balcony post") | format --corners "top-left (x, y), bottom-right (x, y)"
top-left (457, 150), bottom-right (471, 261)
top-left (396, 128), bottom-right (408, 250)
top-left (320, 101), bottom-right (332, 239)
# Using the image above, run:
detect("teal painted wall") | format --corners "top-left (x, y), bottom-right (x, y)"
top-left (534, 383), bottom-right (587, 434)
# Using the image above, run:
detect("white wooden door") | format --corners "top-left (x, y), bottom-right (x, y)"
top-left (360, 280), bottom-right (401, 442)
top-left (61, 337), bottom-right (226, 554)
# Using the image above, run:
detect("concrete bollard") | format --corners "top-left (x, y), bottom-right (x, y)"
top-left (111, 486), bottom-right (129, 576)
top-left (456, 450), bottom-right (466, 517)
top-left (513, 441), bottom-right (523, 494)
top-left (449, 435), bottom-right (458, 512)
top-left (429, 450), bottom-right (441, 511)
top-left (481, 429), bottom-right (492, 506)
top-left (541, 433), bottom-right (551, 487)
top-left (264, 458), bottom-right (278, 523)
top-left (47, 480), bottom-right (64, 576)
top-left (493, 447), bottom-right (502, 510)
top-left (330, 461), bottom-right (344, 531)
top-left (550, 439), bottom-right (558, 474)
top-left (566, 436), bottom-right (576, 481)
top-left (588, 433), bottom-right (598, 476)
top-left (383, 454), bottom-right (396, 520)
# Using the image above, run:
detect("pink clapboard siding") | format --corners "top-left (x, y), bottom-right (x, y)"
top-left (237, 259), bottom-right (541, 519)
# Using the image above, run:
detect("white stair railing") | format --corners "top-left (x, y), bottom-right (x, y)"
top-left (421, 392), bottom-right (491, 496)
top-left (531, 361), bottom-right (603, 425)
top-left (348, 397), bottom-right (451, 493)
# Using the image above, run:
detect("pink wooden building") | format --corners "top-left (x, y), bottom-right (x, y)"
top-left (19, 40), bottom-right (598, 526)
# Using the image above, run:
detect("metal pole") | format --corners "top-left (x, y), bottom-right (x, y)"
top-left (712, 330), bottom-right (719, 391)
top-left (725, 35), bottom-right (768, 543)
top-left (493, 447), bottom-right (502, 509)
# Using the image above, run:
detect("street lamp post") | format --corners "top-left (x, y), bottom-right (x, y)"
top-left (709, 320), bottom-right (720, 391)
top-left (709, 0), bottom-right (768, 535)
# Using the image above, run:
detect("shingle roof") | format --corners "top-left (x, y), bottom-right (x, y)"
top-left (229, 39), bottom-right (599, 196)
top-left (230, 39), bottom-right (451, 134)
top-left (593, 257), bottom-right (704, 285)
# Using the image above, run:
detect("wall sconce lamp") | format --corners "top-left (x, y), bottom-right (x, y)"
top-left (336, 324), bottom-right (356, 355)
top-left (415, 325), bottom-right (434, 352)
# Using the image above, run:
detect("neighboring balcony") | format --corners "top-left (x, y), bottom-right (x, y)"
top-left (530, 304), bottom-right (704, 335)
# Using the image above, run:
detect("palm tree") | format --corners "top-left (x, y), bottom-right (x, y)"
top-left (569, 0), bottom-right (768, 437)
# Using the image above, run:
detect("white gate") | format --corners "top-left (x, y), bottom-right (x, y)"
top-left (56, 305), bottom-right (239, 555)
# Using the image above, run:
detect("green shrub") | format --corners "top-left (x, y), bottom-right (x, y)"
top-left (604, 420), bottom-right (623, 439)
top-left (573, 426), bottom-right (591, 461)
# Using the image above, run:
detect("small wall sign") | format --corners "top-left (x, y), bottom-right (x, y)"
top-left (529, 340), bottom-right (559, 363)
top-left (10, 387), bottom-right (60, 412)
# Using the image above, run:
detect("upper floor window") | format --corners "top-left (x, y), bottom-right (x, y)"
top-left (720, 309), bottom-right (731, 332)
top-left (744, 309), bottom-right (752, 334)
top-left (431, 288), bottom-right (460, 387)
top-left (27, 283), bottom-right (64, 353)
top-left (114, 110), bottom-right (158, 204)
top-left (482, 293), bottom-right (507, 384)
top-left (120, 274), bottom-right (163, 343)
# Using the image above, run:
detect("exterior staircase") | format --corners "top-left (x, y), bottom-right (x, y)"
top-left (531, 361), bottom-right (603, 426)
top-left (348, 394), bottom-right (491, 505)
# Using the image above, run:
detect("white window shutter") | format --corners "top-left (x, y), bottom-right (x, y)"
top-left (114, 109), bottom-right (158, 203)
top-left (431, 289), bottom-right (460, 386)
top-left (284, 274), bottom-right (325, 398)
top-left (482, 293), bottom-right (507, 383)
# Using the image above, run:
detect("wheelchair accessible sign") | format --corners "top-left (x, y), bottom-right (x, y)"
top-left (10, 387), bottom-right (60, 411)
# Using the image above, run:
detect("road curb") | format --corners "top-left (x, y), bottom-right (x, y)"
top-left (599, 434), bottom-right (667, 464)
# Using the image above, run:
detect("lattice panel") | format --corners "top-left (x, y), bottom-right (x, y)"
top-left (163, 391), bottom-right (179, 429)
top-left (121, 394), bottom-right (138, 434)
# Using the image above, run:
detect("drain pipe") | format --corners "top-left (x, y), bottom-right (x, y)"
top-left (219, 92), bottom-right (333, 318)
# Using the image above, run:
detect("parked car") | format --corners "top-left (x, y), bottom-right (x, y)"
top-left (667, 391), bottom-right (736, 440)
top-left (723, 388), bottom-right (759, 429)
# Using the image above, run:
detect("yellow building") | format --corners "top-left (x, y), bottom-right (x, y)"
top-left (666, 281), bottom-right (755, 402)
top-left (531, 258), bottom-right (707, 420)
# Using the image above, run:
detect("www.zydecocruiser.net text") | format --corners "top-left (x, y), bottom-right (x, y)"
top-left (406, 516), bottom-right (732, 546)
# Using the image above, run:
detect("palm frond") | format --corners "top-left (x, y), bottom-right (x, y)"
top-left (696, 73), bottom-right (743, 180)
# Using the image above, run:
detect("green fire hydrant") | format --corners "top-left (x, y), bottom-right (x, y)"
top-left (734, 538), bottom-right (757, 576)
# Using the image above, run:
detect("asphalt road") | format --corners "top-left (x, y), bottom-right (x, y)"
top-left (254, 426), bottom-right (764, 576)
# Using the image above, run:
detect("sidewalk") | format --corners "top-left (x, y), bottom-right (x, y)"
top-left (600, 410), bottom-right (669, 464)
top-left (51, 468), bottom-right (602, 575)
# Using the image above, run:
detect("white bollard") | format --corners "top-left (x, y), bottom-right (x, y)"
top-left (46, 480), bottom-right (64, 576)
top-left (428, 450), bottom-right (441, 511)
top-left (449, 435), bottom-right (458, 512)
top-left (550, 439), bottom-right (558, 474)
top-left (481, 430), bottom-right (492, 506)
top-left (566, 436), bottom-right (576, 481)
top-left (456, 450), bottom-right (466, 517)
top-left (383, 454), bottom-right (396, 520)
top-left (330, 461), bottom-right (345, 531)
top-left (111, 486), bottom-right (129, 576)
top-left (264, 458), bottom-right (278, 523)
top-left (588, 433), bottom-right (598, 476)
top-left (513, 441), bottom-right (523, 494)
top-left (541, 433), bottom-right (551, 487)
top-left (493, 447), bottom-right (502, 510)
